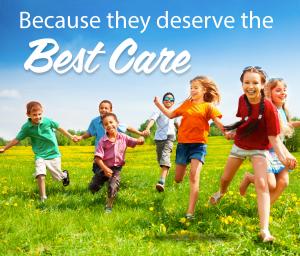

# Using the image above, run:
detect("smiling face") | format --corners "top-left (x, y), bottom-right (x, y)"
top-left (99, 102), bottom-right (112, 117)
top-left (163, 94), bottom-right (175, 109)
top-left (271, 83), bottom-right (287, 108)
top-left (242, 71), bottom-right (263, 104)
top-left (190, 81), bottom-right (205, 102)
top-left (27, 107), bottom-right (43, 125)
top-left (103, 115), bottom-right (118, 136)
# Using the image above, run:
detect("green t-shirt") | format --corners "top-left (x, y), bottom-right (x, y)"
top-left (16, 117), bottom-right (61, 160)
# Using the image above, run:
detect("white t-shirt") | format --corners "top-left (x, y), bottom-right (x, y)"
top-left (149, 110), bottom-right (178, 140)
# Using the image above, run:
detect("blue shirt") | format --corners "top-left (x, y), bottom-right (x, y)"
top-left (87, 116), bottom-right (127, 149)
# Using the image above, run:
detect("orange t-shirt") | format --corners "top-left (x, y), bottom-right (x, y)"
top-left (173, 100), bottom-right (222, 143)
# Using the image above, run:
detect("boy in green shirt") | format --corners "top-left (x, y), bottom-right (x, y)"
top-left (0, 101), bottom-right (75, 201)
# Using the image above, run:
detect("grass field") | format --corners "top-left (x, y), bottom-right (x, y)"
top-left (1, 137), bottom-right (300, 255)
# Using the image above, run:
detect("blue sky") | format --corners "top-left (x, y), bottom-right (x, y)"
top-left (1, 0), bottom-right (300, 139)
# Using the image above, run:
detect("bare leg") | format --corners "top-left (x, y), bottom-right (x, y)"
top-left (239, 172), bottom-right (254, 196)
top-left (160, 165), bottom-right (169, 180)
top-left (251, 156), bottom-right (271, 235)
top-left (186, 159), bottom-right (202, 215)
top-left (220, 157), bottom-right (244, 194)
top-left (175, 164), bottom-right (187, 183)
top-left (36, 174), bottom-right (46, 199)
top-left (270, 169), bottom-right (289, 204)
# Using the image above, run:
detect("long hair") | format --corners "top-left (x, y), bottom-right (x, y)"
top-left (189, 76), bottom-right (220, 104)
top-left (264, 78), bottom-right (294, 138)
top-left (224, 66), bottom-right (267, 137)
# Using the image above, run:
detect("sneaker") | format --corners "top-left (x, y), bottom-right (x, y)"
top-left (40, 196), bottom-right (47, 202)
top-left (62, 170), bottom-right (70, 186)
top-left (185, 213), bottom-right (195, 220)
top-left (260, 230), bottom-right (275, 243)
top-left (156, 182), bottom-right (165, 192)
top-left (209, 191), bottom-right (224, 205)
top-left (105, 206), bottom-right (112, 213)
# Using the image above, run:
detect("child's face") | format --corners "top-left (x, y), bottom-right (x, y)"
top-left (242, 72), bottom-right (263, 103)
top-left (99, 103), bottom-right (112, 117)
top-left (271, 83), bottom-right (287, 108)
top-left (27, 108), bottom-right (43, 125)
top-left (163, 94), bottom-right (175, 109)
top-left (190, 81), bottom-right (205, 100)
top-left (103, 116), bottom-right (118, 135)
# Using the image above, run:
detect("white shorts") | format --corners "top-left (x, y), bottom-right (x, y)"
top-left (34, 157), bottom-right (64, 181)
top-left (229, 144), bottom-right (267, 160)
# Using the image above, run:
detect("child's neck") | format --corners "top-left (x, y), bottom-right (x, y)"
top-left (247, 96), bottom-right (261, 105)
top-left (107, 131), bottom-right (117, 141)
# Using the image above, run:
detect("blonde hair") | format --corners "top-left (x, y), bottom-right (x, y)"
top-left (265, 78), bottom-right (294, 138)
top-left (189, 76), bottom-right (220, 104)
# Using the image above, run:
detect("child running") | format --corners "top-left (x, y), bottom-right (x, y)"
top-left (75, 100), bottom-right (145, 150)
top-left (154, 76), bottom-right (223, 219)
top-left (239, 78), bottom-right (300, 203)
top-left (209, 67), bottom-right (297, 242)
top-left (89, 113), bottom-right (144, 212)
top-left (0, 101), bottom-right (74, 202)
top-left (144, 92), bottom-right (179, 192)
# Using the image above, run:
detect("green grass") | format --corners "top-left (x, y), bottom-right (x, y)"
top-left (1, 137), bottom-right (300, 255)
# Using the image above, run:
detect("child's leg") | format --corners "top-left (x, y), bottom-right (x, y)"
top-left (36, 174), bottom-right (46, 199)
top-left (107, 170), bottom-right (121, 208)
top-left (186, 159), bottom-right (202, 215)
top-left (251, 156), bottom-right (271, 233)
top-left (174, 164), bottom-right (187, 183)
top-left (89, 164), bottom-right (108, 193)
top-left (270, 169), bottom-right (289, 204)
top-left (220, 157), bottom-right (244, 194)
top-left (239, 172), bottom-right (255, 196)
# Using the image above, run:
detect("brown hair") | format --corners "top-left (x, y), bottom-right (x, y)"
top-left (240, 66), bottom-right (267, 84)
top-left (99, 100), bottom-right (113, 110)
top-left (102, 113), bottom-right (119, 123)
top-left (190, 76), bottom-right (220, 104)
top-left (26, 101), bottom-right (42, 114)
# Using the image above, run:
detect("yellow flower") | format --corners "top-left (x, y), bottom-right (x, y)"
top-left (250, 193), bottom-right (256, 198)
top-left (179, 217), bottom-right (186, 224)
top-left (228, 191), bottom-right (234, 196)
top-left (149, 207), bottom-right (154, 211)
top-left (269, 216), bottom-right (273, 223)
top-left (13, 203), bottom-right (18, 207)
top-left (4, 202), bottom-right (9, 206)
top-left (160, 224), bottom-right (166, 233)
top-left (180, 230), bottom-right (189, 235)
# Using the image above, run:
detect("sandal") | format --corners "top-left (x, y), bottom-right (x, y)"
top-left (209, 191), bottom-right (224, 205)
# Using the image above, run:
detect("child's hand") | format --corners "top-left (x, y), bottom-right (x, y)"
top-left (224, 131), bottom-right (235, 140)
top-left (142, 129), bottom-right (150, 137)
top-left (285, 154), bottom-right (297, 170)
top-left (72, 135), bottom-right (80, 142)
top-left (137, 136), bottom-right (145, 145)
top-left (0, 148), bottom-right (5, 153)
top-left (154, 96), bottom-right (160, 106)
top-left (104, 168), bottom-right (113, 177)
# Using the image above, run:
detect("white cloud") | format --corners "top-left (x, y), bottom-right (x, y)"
top-left (0, 89), bottom-right (21, 99)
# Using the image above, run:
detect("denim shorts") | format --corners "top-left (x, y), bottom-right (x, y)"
top-left (175, 143), bottom-right (207, 165)
top-left (266, 149), bottom-right (289, 174)
top-left (229, 144), bottom-right (267, 160)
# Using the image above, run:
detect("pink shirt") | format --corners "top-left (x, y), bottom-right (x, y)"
top-left (95, 132), bottom-right (138, 167)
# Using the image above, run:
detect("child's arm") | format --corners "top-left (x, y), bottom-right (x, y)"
top-left (126, 126), bottom-right (145, 137)
top-left (154, 97), bottom-right (176, 119)
top-left (212, 117), bottom-right (224, 132)
top-left (0, 138), bottom-right (20, 153)
top-left (57, 127), bottom-right (76, 141)
top-left (94, 156), bottom-right (113, 177)
top-left (143, 119), bottom-right (155, 137)
top-left (268, 135), bottom-right (297, 169)
top-left (290, 121), bottom-right (300, 128)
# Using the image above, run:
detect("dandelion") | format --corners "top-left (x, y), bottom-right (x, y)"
top-left (269, 216), bottom-right (273, 223)
top-left (228, 191), bottom-right (234, 196)
top-left (179, 217), bottom-right (186, 224)
top-left (180, 230), bottom-right (189, 235)
top-left (250, 193), bottom-right (256, 198)
top-left (149, 207), bottom-right (154, 211)
top-left (160, 224), bottom-right (166, 233)
top-left (185, 222), bottom-right (190, 227)
top-left (5, 202), bottom-right (9, 206)
top-left (13, 203), bottom-right (18, 207)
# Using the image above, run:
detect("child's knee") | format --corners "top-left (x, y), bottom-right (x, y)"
top-left (36, 174), bottom-right (46, 181)
top-left (278, 177), bottom-right (289, 188)
top-left (255, 177), bottom-right (268, 192)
